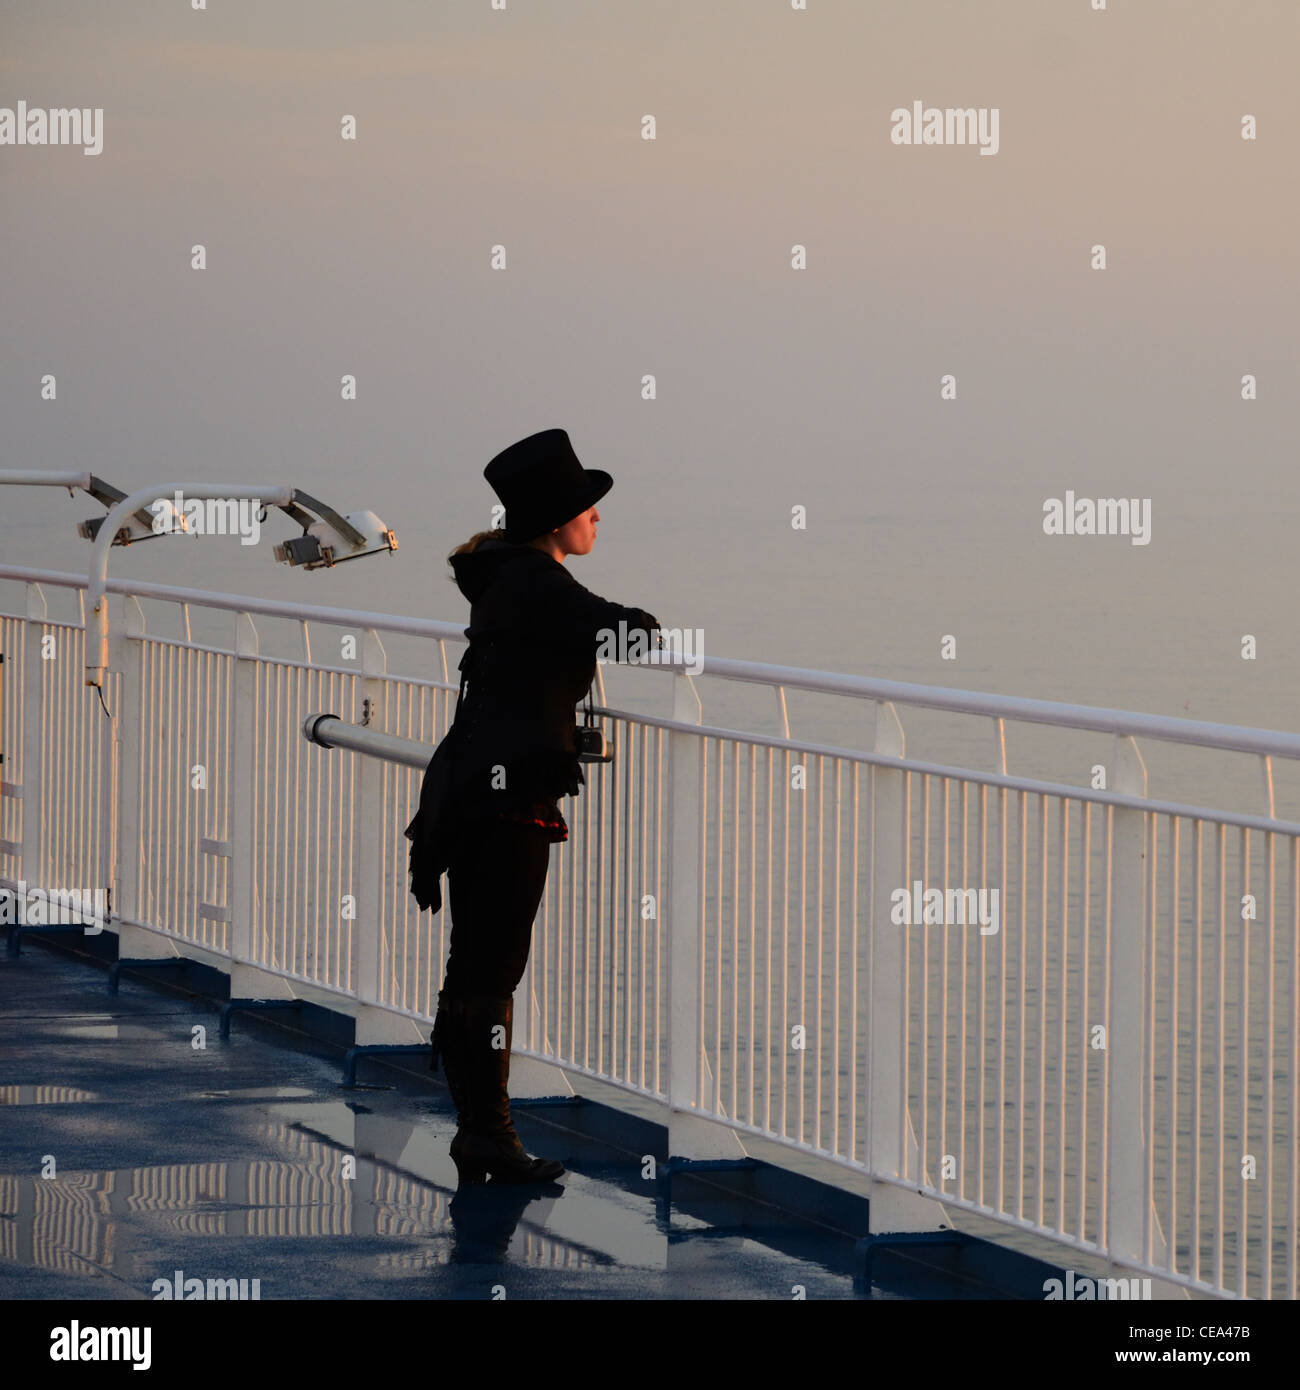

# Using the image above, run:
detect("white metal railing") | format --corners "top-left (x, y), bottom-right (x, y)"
top-left (0, 563), bottom-right (1295, 1300)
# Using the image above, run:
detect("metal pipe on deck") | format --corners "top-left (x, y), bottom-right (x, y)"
top-left (302, 713), bottom-right (431, 770)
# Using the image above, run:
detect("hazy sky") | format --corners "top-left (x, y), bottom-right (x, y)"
top-left (1, 0), bottom-right (1297, 742)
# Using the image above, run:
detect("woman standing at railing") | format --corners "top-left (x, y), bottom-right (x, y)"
top-left (404, 428), bottom-right (660, 1186)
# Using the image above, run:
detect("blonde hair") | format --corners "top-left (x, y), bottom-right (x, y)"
top-left (447, 528), bottom-right (505, 582)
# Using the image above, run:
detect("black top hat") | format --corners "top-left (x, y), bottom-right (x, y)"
top-left (484, 428), bottom-right (613, 543)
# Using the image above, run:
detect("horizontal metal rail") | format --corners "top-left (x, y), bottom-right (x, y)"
top-left (6, 564), bottom-right (1300, 755)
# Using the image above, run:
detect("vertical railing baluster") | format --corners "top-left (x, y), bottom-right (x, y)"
top-left (920, 772), bottom-right (931, 1180)
top-left (1239, 827), bottom-right (1251, 1297)
top-left (868, 701), bottom-right (907, 1180)
top-left (1289, 838), bottom-right (1298, 1300)
top-left (995, 722), bottom-right (1008, 1221)
top-left (354, 631), bottom-right (389, 1035)
top-left (1107, 734), bottom-right (1149, 1271)
top-left (111, 596), bottom-right (146, 936)
top-left (20, 584), bottom-right (47, 906)
top-left (1215, 822), bottom-right (1227, 1291)
top-left (1192, 820), bottom-right (1204, 1285)
top-left (666, 668), bottom-right (741, 1158)
top-left (1167, 815), bottom-right (1180, 1276)
top-left (667, 667), bottom-right (703, 1150)
top-left (748, 742), bottom-right (758, 1131)
top-left (230, 613), bottom-right (261, 984)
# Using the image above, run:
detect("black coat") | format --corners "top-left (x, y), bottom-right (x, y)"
top-left (404, 536), bottom-right (659, 913)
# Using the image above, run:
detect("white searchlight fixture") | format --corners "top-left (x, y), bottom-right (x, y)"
top-left (0, 470), bottom-right (189, 544)
top-left (81, 482), bottom-right (399, 691)
top-left (270, 493), bottom-right (397, 570)
top-left (0, 473), bottom-right (398, 692)
top-left (75, 477), bottom-right (189, 545)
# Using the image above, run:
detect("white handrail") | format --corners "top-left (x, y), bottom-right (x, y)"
top-left (5, 563), bottom-right (1299, 758)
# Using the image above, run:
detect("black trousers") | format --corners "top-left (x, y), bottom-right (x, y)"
top-left (440, 817), bottom-right (553, 999)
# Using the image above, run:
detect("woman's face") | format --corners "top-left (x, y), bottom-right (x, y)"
top-left (555, 505), bottom-right (600, 556)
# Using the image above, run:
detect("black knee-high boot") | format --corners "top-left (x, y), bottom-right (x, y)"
top-left (430, 990), bottom-right (470, 1128)
top-left (445, 994), bottom-right (565, 1186)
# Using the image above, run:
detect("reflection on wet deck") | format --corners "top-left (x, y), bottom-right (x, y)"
top-left (0, 1123), bottom-right (601, 1278)
top-left (0, 939), bottom-right (1045, 1299)
top-left (0, 1085), bottom-right (98, 1105)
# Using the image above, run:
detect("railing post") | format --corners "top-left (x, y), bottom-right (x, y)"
top-left (866, 700), bottom-right (949, 1233)
top-left (868, 700), bottom-right (907, 1180)
top-left (667, 668), bottom-right (744, 1158)
top-left (1107, 733), bottom-right (1149, 1266)
top-left (228, 611), bottom-right (288, 998)
top-left (112, 595), bottom-right (146, 926)
top-left (20, 583), bottom-right (46, 892)
top-left (96, 587), bottom-right (116, 938)
top-left (352, 629), bottom-right (419, 1045)
top-left (110, 596), bottom-right (175, 961)
top-left (352, 629), bottom-right (386, 1018)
